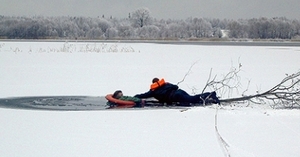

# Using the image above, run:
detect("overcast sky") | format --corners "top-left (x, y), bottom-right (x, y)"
top-left (1, 0), bottom-right (299, 19)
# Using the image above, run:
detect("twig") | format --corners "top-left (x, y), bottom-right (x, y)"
top-left (177, 60), bottom-right (199, 85)
top-left (202, 68), bottom-right (215, 93)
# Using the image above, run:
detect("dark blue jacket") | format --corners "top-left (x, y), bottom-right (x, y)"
top-left (134, 83), bottom-right (178, 103)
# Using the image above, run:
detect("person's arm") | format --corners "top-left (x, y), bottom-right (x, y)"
top-left (168, 83), bottom-right (179, 90)
top-left (120, 96), bottom-right (141, 103)
top-left (134, 90), bottom-right (153, 99)
top-left (106, 101), bottom-right (116, 107)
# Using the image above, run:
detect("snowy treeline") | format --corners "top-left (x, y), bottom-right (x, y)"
top-left (0, 8), bottom-right (299, 40)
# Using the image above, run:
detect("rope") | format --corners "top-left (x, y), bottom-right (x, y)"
top-left (214, 104), bottom-right (231, 157)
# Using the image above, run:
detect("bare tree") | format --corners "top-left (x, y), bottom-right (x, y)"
top-left (131, 8), bottom-right (152, 28)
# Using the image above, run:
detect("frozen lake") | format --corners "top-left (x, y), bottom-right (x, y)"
top-left (0, 41), bottom-right (300, 157)
top-left (0, 40), bottom-right (299, 98)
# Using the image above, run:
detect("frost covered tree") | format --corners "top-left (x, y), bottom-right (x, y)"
top-left (117, 25), bottom-right (135, 39)
top-left (86, 28), bottom-right (103, 39)
top-left (96, 18), bottom-right (112, 34)
top-left (247, 17), bottom-right (296, 39)
top-left (227, 20), bottom-right (247, 38)
top-left (105, 27), bottom-right (118, 39)
top-left (0, 14), bottom-right (299, 40)
top-left (136, 25), bottom-right (160, 39)
top-left (131, 8), bottom-right (152, 28)
top-left (187, 18), bottom-right (213, 38)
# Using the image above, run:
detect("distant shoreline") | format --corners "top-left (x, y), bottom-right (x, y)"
top-left (1, 39), bottom-right (300, 47)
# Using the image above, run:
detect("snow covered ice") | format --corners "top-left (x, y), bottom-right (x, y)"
top-left (0, 41), bottom-right (300, 157)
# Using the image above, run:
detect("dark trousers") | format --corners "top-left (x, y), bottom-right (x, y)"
top-left (170, 89), bottom-right (212, 105)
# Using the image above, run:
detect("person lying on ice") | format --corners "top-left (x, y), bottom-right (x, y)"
top-left (134, 78), bottom-right (220, 106)
top-left (106, 90), bottom-right (145, 107)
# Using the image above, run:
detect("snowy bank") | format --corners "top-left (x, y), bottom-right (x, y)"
top-left (1, 107), bottom-right (300, 157)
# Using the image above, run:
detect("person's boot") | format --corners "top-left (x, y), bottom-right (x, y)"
top-left (210, 91), bottom-right (220, 104)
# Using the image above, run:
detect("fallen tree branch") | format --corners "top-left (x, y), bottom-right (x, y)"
top-left (203, 62), bottom-right (242, 98)
top-left (199, 58), bottom-right (300, 108)
top-left (219, 71), bottom-right (300, 108)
